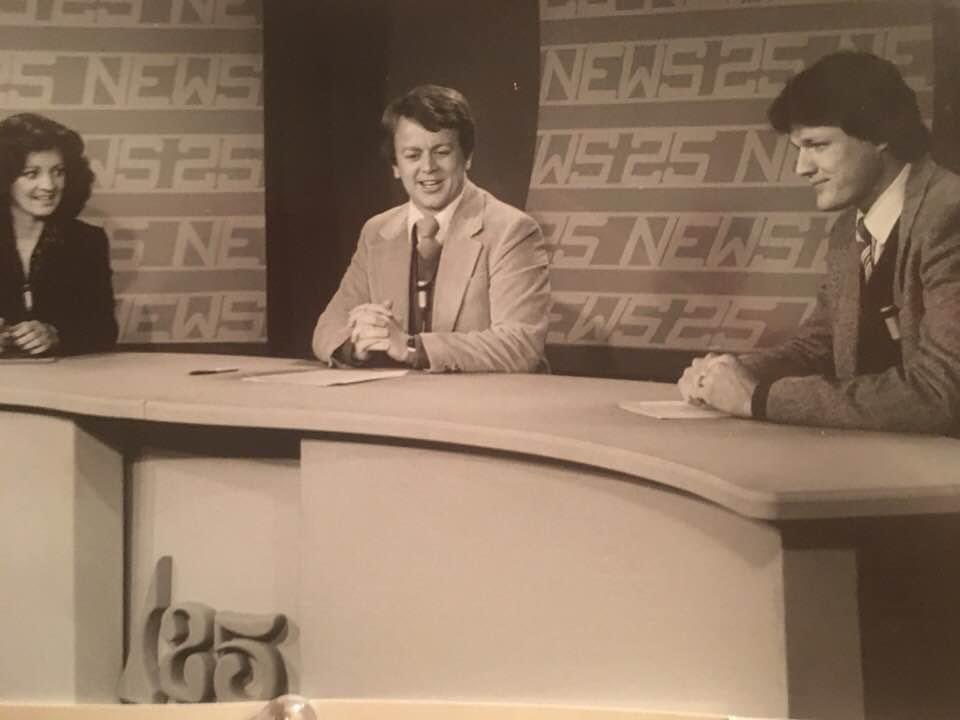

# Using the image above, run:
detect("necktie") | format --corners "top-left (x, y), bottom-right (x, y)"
top-left (856, 216), bottom-right (874, 282)
top-left (413, 214), bottom-right (441, 333)
top-left (415, 214), bottom-right (441, 283)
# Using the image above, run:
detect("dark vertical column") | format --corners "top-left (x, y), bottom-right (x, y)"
top-left (933, 1), bottom-right (960, 173)
top-left (264, 1), bottom-right (540, 357)
top-left (385, 0), bottom-right (541, 211)
top-left (856, 515), bottom-right (960, 720)
top-left (783, 514), bottom-right (960, 720)
top-left (263, 0), bottom-right (392, 357)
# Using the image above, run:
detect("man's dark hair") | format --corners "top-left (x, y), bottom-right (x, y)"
top-left (768, 51), bottom-right (930, 163)
top-left (0, 112), bottom-right (96, 219)
top-left (381, 85), bottom-right (476, 163)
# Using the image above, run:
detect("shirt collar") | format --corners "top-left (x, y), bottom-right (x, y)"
top-left (405, 189), bottom-right (466, 246)
top-left (859, 163), bottom-right (910, 248)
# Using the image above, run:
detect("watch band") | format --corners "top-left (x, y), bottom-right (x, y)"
top-left (405, 335), bottom-right (419, 367)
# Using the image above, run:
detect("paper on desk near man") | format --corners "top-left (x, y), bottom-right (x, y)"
top-left (619, 399), bottom-right (728, 420)
top-left (243, 368), bottom-right (408, 387)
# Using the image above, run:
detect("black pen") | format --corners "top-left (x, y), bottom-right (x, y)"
top-left (188, 367), bottom-right (240, 376)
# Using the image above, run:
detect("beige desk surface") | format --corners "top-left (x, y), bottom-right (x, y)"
top-left (1, 352), bottom-right (957, 520)
top-left (0, 699), bottom-right (736, 720)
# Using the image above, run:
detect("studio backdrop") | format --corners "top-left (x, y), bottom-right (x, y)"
top-left (533, 0), bottom-right (936, 376)
top-left (4, 1), bottom-right (953, 372)
top-left (0, 0), bottom-right (266, 347)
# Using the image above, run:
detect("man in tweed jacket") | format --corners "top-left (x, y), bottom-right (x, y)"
top-left (678, 52), bottom-right (960, 435)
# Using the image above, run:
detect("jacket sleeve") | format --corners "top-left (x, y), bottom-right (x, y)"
top-left (738, 279), bottom-right (836, 384)
top-left (57, 225), bottom-right (118, 354)
top-left (757, 205), bottom-right (960, 434)
top-left (420, 214), bottom-right (551, 373)
top-left (311, 226), bottom-right (373, 365)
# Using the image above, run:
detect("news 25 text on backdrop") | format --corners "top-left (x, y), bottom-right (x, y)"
top-left (0, 0), bottom-right (265, 345)
top-left (0, 1), bottom-right (930, 351)
top-left (533, 0), bottom-right (931, 353)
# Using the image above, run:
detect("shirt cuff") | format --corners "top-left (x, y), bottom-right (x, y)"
top-left (333, 340), bottom-right (363, 366)
top-left (411, 334), bottom-right (430, 370)
top-left (751, 381), bottom-right (771, 420)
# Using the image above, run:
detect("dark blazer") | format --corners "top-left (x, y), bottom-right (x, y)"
top-left (313, 180), bottom-right (551, 373)
top-left (0, 217), bottom-right (118, 354)
top-left (740, 155), bottom-right (960, 435)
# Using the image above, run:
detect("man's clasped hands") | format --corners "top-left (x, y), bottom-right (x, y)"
top-left (677, 352), bottom-right (759, 417)
top-left (347, 300), bottom-right (409, 362)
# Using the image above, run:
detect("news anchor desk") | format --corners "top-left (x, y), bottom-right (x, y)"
top-left (2, 353), bottom-right (959, 720)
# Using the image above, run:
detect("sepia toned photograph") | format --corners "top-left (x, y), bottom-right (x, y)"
top-left (2, 2), bottom-right (959, 720)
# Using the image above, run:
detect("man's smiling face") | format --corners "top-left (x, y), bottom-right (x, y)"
top-left (392, 116), bottom-right (470, 213)
top-left (789, 125), bottom-right (887, 213)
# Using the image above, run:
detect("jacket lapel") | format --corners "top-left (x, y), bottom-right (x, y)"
top-left (894, 155), bottom-right (934, 306)
top-left (833, 211), bottom-right (861, 377)
top-left (371, 209), bottom-right (412, 328)
top-left (432, 182), bottom-right (483, 331)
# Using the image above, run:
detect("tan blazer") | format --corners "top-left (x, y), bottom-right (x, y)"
top-left (312, 181), bottom-right (551, 373)
top-left (740, 156), bottom-right (960, 434)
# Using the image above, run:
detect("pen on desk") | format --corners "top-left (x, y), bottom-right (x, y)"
top-left (189, 367), bottom-right (240, 376)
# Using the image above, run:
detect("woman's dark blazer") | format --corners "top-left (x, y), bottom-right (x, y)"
top-left (0, 218), bottom-right (118, 354)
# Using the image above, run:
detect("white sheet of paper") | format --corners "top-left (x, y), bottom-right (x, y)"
top-left (618, 399), bottom-right (728, 420)
top-left (243, 368), bottom-right (409, 387)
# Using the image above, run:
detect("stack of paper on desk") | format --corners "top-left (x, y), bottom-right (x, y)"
top-left (619, 399), bottom-right (728, 420)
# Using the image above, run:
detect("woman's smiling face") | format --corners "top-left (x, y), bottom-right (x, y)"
top-left (12, 149), bottom-right (65, 221)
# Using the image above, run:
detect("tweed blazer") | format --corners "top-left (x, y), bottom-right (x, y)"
top-left (0, 217), bottom-right (118, 355)
top-left (312, 181), bottom-right (551, 373)
top-left (739, 156), bottom-right (960, 434)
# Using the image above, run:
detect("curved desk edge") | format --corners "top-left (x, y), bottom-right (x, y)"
top-left (142, 399), bottom-right (782, 520)
top-left (143, 400), bottom-right (960, 521)
top-left (2, 352), bottom-right (958, 522)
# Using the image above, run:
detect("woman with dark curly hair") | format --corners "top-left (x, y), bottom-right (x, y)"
top-left (0, 113), bottom-right (117, 356)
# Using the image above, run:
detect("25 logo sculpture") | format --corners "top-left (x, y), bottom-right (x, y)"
top-left (118, 556), bottom-right (292, 703)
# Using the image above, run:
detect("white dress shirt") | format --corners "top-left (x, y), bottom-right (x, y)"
top-left (858, 163), bottom-right (910, 263)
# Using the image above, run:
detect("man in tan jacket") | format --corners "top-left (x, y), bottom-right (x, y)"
top-left (313, 85), bottom-right (550, 373)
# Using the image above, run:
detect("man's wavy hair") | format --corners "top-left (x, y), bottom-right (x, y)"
top-left (768, 51), bottom-right (930, 163)
top-left (0, 112), bottom-right (96, 220)
top-left (380, 85), bottom-right (476, 164)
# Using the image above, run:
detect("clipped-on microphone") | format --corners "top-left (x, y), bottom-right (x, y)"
top-left (22, 282), bottom-right (33, 314)
top-left (880, 304), bottom-right (901, 341)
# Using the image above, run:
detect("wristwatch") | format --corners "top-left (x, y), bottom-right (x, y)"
top-left (405, 334), bottom-right (418, 367)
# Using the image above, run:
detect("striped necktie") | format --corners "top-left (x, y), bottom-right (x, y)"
top-left (412, 214), bottom-right (441, 333)
top-left (856, 216), bottom-right (874, 282)
top-left (415, 214), bottom-right (441, 283)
